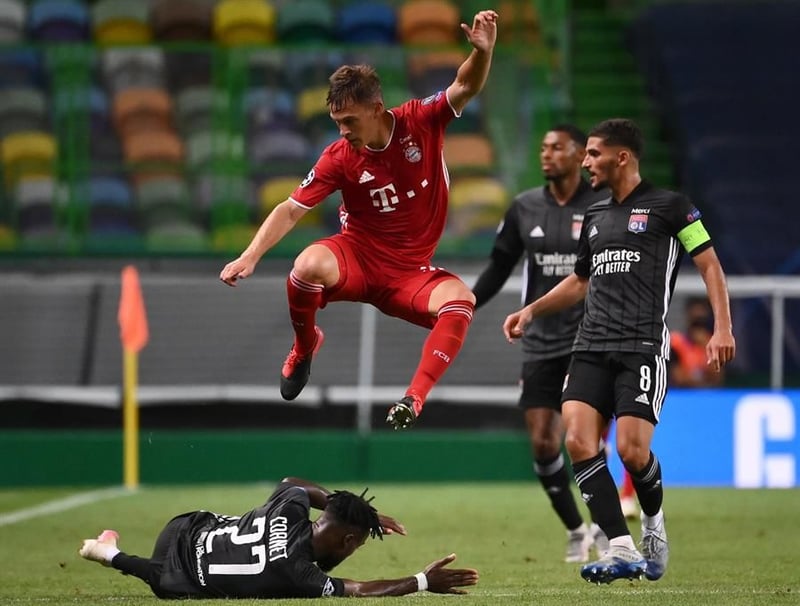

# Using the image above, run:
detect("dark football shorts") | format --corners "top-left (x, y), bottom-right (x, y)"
top-left (519, 354), bottom-right (571, 410)
top-left (560, 351), bottom-right (668, 424)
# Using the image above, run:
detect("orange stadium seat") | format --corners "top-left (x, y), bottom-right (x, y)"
top-left (151, 0), bottom-right (212, 41)
top-left (397, 0), bottom-right (459, 45)
top-left (214, 0), bottom-right (275, 46)
top-left (497, 0), bottom-right (540, 45)
top-left (443, 133), bottom-right (494, 174)
top-left (92, 0), bottom-right (151, 44)
top-left (122, 130), bottom-right (183, 184)
top-left (112, 88), bottom-right (173, 138)
top-left (1, 131), bottom-right (57, 188)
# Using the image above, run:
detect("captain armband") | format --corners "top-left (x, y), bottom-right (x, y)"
top-left (677, 220), bottom-right (711, 253)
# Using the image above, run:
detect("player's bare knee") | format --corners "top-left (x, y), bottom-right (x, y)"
top-left (617, 442), bottom-right (650, 471)
top-left (292, 246), bottom-right (338, 284)
top-left (563, 432), bottom-right (597, 461)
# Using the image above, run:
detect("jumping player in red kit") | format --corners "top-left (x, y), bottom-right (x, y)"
top-left (220, 10), bottom-right (499, 430)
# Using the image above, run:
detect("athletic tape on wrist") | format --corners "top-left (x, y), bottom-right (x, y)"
top-left (414, 572), bottom-right (428, 592)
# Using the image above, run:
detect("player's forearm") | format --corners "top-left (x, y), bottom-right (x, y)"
top-left (473, 257), bottom-right (515, 309)
top-left (455, 47), bottom-right (493, 99)
top-left (343, 577), bottom-right (420, 597)
top-left (697, 255), bottom-right (733, 334)
top-left (240, 200), bottom-right (304, 263)
top-left (280, 477), bottom-right (330, 509)
top-left (528, 273), bottom-right (587, 318)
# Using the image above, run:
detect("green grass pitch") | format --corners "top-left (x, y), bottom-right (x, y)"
top-left (0, 483), bottom-right (798, 605)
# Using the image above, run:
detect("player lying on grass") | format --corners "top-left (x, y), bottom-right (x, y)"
top-left (78, 477), bottom-right (478, 598)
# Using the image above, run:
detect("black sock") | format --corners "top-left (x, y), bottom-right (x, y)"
top-left (534, 453), bottom-right (584, 531)
top-left (626, 451), bottom-right (663, 516)
top-left (572, 452), bottom-right (629, 539)
top-left (111, 553), bottom-right (161, 587)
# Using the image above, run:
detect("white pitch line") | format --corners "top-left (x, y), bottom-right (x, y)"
top-left (0, 486), bottom-right (134, 527)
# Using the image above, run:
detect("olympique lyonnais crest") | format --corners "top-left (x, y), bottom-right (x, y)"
top-left (628, 213), bottom-right (648, 233)
top-left (571, 214), bottom-right (584, 240)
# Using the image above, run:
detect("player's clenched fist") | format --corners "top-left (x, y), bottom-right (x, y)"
top-left (503, 307), bottom-right (533, 343)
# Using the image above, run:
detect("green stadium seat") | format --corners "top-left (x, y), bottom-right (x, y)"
top-left (276, 0), bottom-right (334, 43)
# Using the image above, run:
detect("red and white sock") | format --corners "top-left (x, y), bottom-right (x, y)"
top-left (287, 270), bottom-right (323, 355)
top-left (406, 300), bottom-right (474, 412)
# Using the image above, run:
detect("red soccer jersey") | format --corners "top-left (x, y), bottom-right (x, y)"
top-left (289, 90), bottom-right (457, 268)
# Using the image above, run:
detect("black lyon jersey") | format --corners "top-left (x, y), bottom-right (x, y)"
top-left (573, 181), bottom-right (712, 358)
top-left (492, 179), bottom-right (608, 360)
top-left (164, 483), bottom-right (344, 599)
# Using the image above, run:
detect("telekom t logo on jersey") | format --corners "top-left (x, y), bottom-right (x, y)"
top-left (370, 183), bottom-right (399, 213)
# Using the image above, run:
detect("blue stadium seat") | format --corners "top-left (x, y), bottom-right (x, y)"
top-left (337, 2), bottom-right (396, 44)
top-left (29, 0), bottom-right (89, 42)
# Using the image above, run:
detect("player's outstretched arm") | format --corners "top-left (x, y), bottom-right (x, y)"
top-left (503, 272), bottom-right (588, 341)
top-left (446, 9), bottom-right (498, 114)
top-left (691, 247), bottom-right (736, 371)
top-left (219, 199), bottom-right (308, 286)
top-left (343, 554), bottom-right (478, 597)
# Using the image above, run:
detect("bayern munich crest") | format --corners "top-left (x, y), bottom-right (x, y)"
top-left (404, 144), bottom-right (422, 162)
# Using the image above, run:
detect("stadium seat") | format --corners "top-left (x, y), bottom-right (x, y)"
top-left (213, 0), bottom-right (275, 46)
top-left (243, 87), bottom-right (296, 131)
top-left (246, 50), bottom-right (288, 89)
top-left (381, 85), bottom-right (413, 109)
top-left (175, 86), bottom-right (228, 134)
top-left (0, 88), bottom-right (48, 139)
top-left (0, 223), bottom-right (17, 250)
top-left (103, 48), bottom-right (165, 94)
top-left (448, 176), bottom-right (508, 236)
top-left (1, 131), bottom-right (57, 189)
top-left (248, 128), bottom-right (311, 177)
top-left (211, 222), bottom-right (257, 252)
top-left (122, 130), bottom-right (183, 184)
top-left (397, 0), bottom-right (459, 45)
top-left (0, 49), bottom-right (44, 89)
top-left (151, 0), bottom-right (212, 42)
top-left (14, 176), bottom-right (57, 236)
top-left (112, 88), bottom-right (173, 139)
top-left (135, 175), bottom-right (190, 229)
top-left (92, 0), bottom-right (151, 44)
top-left (443, 133), bottom-right (494, 174)
top-left (282, 50), bottom-right (346, 94)
top-left (407, 50), bottom-right (464, 97)
top-left (337, 2), bottom-right (396, 44)
top-left (82, 175), bottom-right (137, 235)
top-left (0, 0), bottom-right (25, 43)
top-left (193, 173), bottom-right (252, 228)
top-left (145, 221), bottom-right (207, 252)
top-left (193, 173), bottom-right (251, 211)
top-left (258, 175), bottom-right (303, 218)
top-left (165, 50), bottom-right (212, 95)
top-left (185, 130), bottom-right (241, 173)
top-left (276, 0), bottom-right (334, 43)
top-left (496, 0), bottom-right (539, 45)
top-left (297, 85), bottom-right (332, 135)
top-left (29, 0), bottom-right (89, 42)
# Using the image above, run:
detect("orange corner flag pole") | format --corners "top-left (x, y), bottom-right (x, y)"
top-left (118, 265), bottom-right (149, 490)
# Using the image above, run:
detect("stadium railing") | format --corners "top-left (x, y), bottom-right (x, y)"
top-left (0, 272), bottom-right (797, 434)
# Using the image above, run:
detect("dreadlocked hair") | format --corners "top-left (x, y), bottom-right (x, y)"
top-left (325, 488), bottom-right (384, 541)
